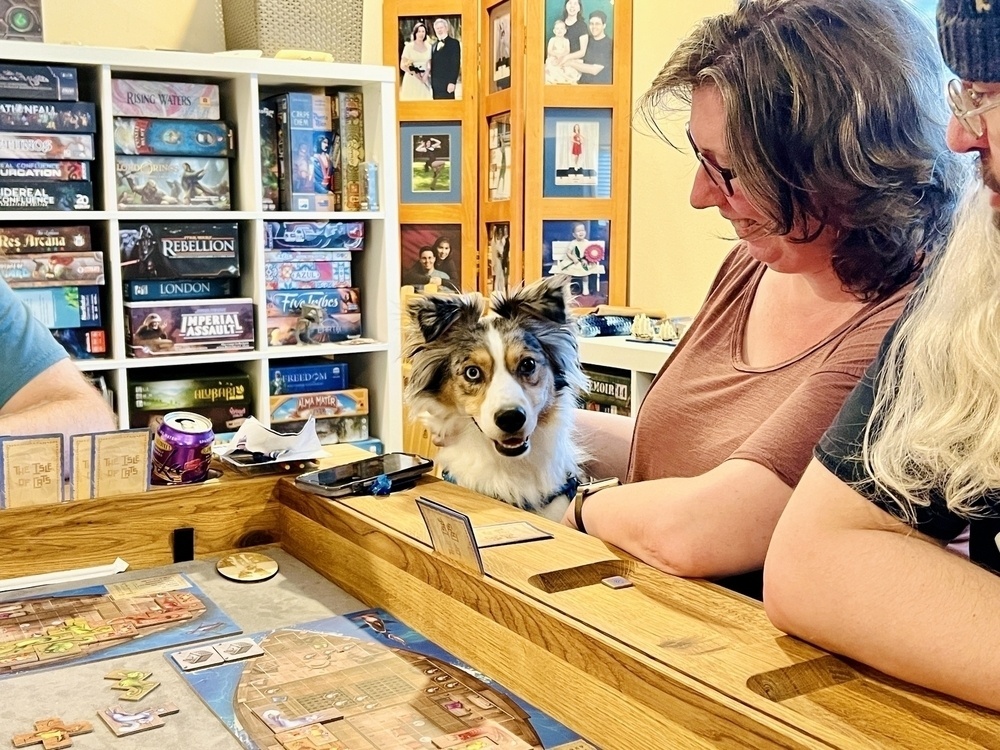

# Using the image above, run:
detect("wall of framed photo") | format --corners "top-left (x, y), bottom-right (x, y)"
top-left (385, 0), bottom-right (479, 294)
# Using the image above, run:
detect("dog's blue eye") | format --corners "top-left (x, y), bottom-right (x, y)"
top-left (463, 366), bottom-right (482, 382)
top-left (518, 358), bottom-right (536, 376)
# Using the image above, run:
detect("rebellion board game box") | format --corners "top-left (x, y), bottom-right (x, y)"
top-left (270, 414), bottom-right (369, 444)
top-left (116, 156), bottom-right (230, 210)
top-left (0, 252), bottom-right (104, 287)
top-left (119, 222), bottom-right (240, 280)
top-left (14, 285), bottom-right (101, 328)
top-left (268, 361), bottom-right (348, 395)
top-left (0, 160), bottom-right (89, 180)
top-left (0, 100), bottom-right (96, 132)
top-left (270, 388), bottom-right (368, 423)
top-left (124, 278), bottom-right (235, 302)
top-left (264, 260), bottom-right (351, 290)
top-left (0, 64), bottom-right (77, 101)
top-left (0, 132), bottom-right (94, 160)
top-left (0, 182), bottom-right (93, 210)
top-left (114, 118), bottom-right (235, 157)
top-left (111, 79), bottom-right (220, 120)
top-left (124, 298), bottom-right (254, 358)
top-left (130, 372), bottom-right (252, 411)
top-left (0, 225), bottom-right (91, 253)
top-left (264, 220), bottom-right (364, 251)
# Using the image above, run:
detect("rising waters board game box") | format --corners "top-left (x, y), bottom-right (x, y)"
top-left (115, 156), bottom-right (230, 210)
top-left (124, 298), bottom-right (254, 358)
top-left (111, 79), bottom-right (220, 120)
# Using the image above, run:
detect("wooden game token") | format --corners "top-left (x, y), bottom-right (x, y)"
top-left (215, 552), bottom-right (279, 583)
top-left (11, 717), bottom-right (93, 749)
top-left (104, 669), bottom-right (159, 701)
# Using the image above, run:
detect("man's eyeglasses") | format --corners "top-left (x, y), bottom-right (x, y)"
top-left (686, 122), bottom-right (736, 197)
top-left (947, 79), bottom-right (1000, 138)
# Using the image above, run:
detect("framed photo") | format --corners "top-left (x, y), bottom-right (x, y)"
top-left (490, 2), bottom-right (512, 93)
top-left (543, 108), bottom-right (611, 198)
top-left (543, 0), bottom-right (614, 86)
top-left (543, 219), bottom-right (610, 307)
top-left (485, 222), bottom-right (511, 295)
top-left (400, 122), bottom-right (462, 203)
top-left (401, 223), bottom-right (463, 292)
top-left (398, 15), bottom-right (464, 101)
top-left (487, 113), bottom-right (512, 202)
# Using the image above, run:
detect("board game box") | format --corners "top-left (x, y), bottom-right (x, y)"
top-left (14, 285), bottom-right (101, 328)
top-left (264, 260), bottom-right (351, 289)
top-left (124, 298), bottom-right (255, 358)
top-left (51, 326), bottom-right (108, 359)
top-left (0, 64), bottom-right (77, 101)
top-left (0, 181), bottom-right (92, 210)
top-left (114, 117), bottom-right (235, 157)
top-left (335, 90), bottom-right (365, 212)
top-left (116, 155), bottom-right (230, 209)
top-left (259, 103), bottom-right (278, 211)
top-left (131, 403), bottom-right (251, 436)
top-left (263, 249), bottom-right (352, 263)
top-left (0, 132), bottom-right (93, 160)
top-left (111, 79), bottom-right (220, 119)
top-left (0, 100), bottom-right (96, 132)
top-left (119, 222), bottom-right (240, 280)
top-left (269, 361), bottom-right (348, 395)
top-left (0, 224), bottom-right (90, 252)
top-left (271, 92), bottom-right (340, 212)
top-left (130, 372), bottom-right (252, 410)
top-left (264, 220), bottom-right (364, 251)
top-left (270, 387), bottom-right (368, 423)
top-left (266, 314), bottom-right (362, 346)
top-left (271, 414), bottom-right (369, 443)
top-left (266, 288), bottom-right (361, 317)
top-left (124, 277), bottom-right (235, 301)
top-left (0, 251), bottom-right (104, 287)
top-left (0, 159), bottom-right (89, 180)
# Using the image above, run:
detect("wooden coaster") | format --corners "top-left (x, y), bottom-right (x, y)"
top-left (215, 552), bottom-right (279, 583)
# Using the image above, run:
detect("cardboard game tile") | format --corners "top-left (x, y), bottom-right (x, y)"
top-left (273, 723), bottom-right (340, 749)
top-left (97, 703), bottom-right (179, 737)
top-left (104, 669), bottom-right (159, 701)
top-left (171, 646), bottom-right (224, 670)
top-left (432, 720), bottom-right (533, 749)
top-left (11, 717), bottom-right (93, 749)
top-left (213, 637), bottom-right (264, 661)
top-left (601, 576), bottom-right (634, 590)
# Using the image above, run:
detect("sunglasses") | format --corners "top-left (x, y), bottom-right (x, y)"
top-left (947, 79), bottom-right (1000, 138)
top-left (686, 122), bottom-right (736, 197)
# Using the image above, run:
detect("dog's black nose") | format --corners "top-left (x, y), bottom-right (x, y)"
top-left (494, 408), bottom-right (526, 434)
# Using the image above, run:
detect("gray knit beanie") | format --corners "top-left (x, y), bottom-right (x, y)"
top-left (938, 0), bottom-right (1000, 82)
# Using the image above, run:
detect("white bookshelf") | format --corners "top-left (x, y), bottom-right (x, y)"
top-left (0, 42), bottom-right (403, 451)
top-left (576, 336), bottom-right (674, 407)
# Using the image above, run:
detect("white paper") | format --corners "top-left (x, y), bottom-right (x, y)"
top-left (213, 416), bottom-right (326, 461)
top-left (0, 556), bottom-right (129, 593)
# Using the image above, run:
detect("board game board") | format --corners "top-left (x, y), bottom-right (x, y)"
top-left (0, 573), bottom-right (240, 678)
top-left (172, 608), bottom-right (596, 750)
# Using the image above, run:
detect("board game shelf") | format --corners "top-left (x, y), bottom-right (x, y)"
top-left (0, 41), bottom-right (403, 451)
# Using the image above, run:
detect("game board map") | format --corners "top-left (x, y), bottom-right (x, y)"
top-left (0, 573), bottom-right (240, 679)
top-left (171, 608), bottom-right (599, 750)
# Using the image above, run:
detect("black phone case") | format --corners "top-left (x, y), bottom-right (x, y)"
top-left (294, 453), bottom-right (433, 498)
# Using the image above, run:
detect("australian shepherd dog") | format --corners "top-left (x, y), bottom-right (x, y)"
top-left (403, 276), bottom-right (585, 521)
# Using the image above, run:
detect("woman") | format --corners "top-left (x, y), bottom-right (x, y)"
top-left (570, 124), bottom-right (583, 173)
top-left (399, 22), bottom-right (432, 101)
top-left (432, 235), bottom-right (459, 283)
top-left (559, 0), bottom-right (588, 60)
top-left (561, 0), bottom-right (966, 598)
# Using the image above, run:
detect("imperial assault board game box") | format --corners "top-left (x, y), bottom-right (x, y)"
top-left (0, 182), bottom-right (92, 210)
top-left (0, 225), bottom-right (91, 253)
top-left (119, 222), bottom-right (240, 280)
top-left (0, 252), bottom-right (104, 287)
top-left (114, 118), bottom-right (234, 157)
top-left (111, 79), bottom-right (220, 120)
top-left (116, 156), bottom-right (230, 210)
top-left (124, 298), bottom-right (254, 358)
top-left (0, 100), bottom-right (96, 132)
top-left (0, 64), bottom-right (77, 101)
top-left (0, 132), bottom-right (94, 160)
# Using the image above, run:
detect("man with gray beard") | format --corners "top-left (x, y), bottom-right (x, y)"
top-left (765, 0), bottom-right (1000, 711)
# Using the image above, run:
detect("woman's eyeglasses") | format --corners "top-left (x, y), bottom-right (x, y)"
top-left (947, 79), bottom-right (1000, 138)
top-left (686, 122), bottom-right (736, 197)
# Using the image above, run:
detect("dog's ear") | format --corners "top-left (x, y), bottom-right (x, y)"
top-left (407, 293), bottom-right (484, 343)
top-left (491, 275), bottom-right (571, 325)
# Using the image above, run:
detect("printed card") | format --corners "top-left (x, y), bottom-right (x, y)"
top-left (416, 497), bottom-right (484, 575)
top-left (93, 429), bottom-right (150, 497)
top-left (107, 574), bottom-right (190, 600)
top-left (0, 434), bottom-right (63, 508)
top-left (71, 433), bottom-right (93, 500)
top-left (474, 521), bottom-right (553, 548)
top-left (171, 646), bottom-right (224, 671)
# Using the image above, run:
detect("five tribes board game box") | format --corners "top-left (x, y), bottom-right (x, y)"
top-left (116, 156), bottom-right (231, 209)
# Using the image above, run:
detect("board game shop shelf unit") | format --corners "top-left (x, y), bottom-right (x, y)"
top-left (0, 42), bottom-right (403, 451)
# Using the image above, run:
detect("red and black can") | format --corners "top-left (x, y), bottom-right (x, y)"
top-left (151, 411), bottom-right (215, 485)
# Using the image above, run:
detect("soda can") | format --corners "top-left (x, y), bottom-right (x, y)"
top-left (151, 411), bottom-right (215, 485)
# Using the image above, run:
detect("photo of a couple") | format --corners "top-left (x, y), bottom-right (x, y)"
top-left (398, 16), bottom-right (463, 101)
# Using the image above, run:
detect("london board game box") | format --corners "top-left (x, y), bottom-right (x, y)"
top-left (111, 79), bottom-right (220, 120)
top-left (124, 278), bottom-right (235, 302)
top-left (0, 159), bottom-right (89, 180)
top-left (269, 361), bottom-right (348, 395)
top-left (0, 182), bottom-right (92, 210)
top-left (119, 222), bottom-right (239, 280)
top-left (124, 298), bottom-right (254, 358)
top-left (264, 220), bottom-right (364, 250)
top-left (116, 156), bottom-right (230, 209)
top-left (0, 225), bottom-right (90, 252)
top-left (0, 64), bottom-right (77, 101)
top-left (0, 100), bottom-right (96, 132)
top-left (114, 118), bottom-right (234, 157)
top-left (270, 387), bottom-right (368, 423)
top-left (0, 252), bottom-right (104, 287)
top-left (0, 132), bottom-right (94, 160)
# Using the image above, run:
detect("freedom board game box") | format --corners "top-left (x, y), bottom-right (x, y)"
top-left (115, 156), bottom-right (230, 210)
top-left (0, 64), bottom-right (77, 101)
top-left (0, 100), bottom-right (96, 132)
top-left (114, 118), bottom-right (235, 157)
top-left (111, 79), bottom-right (220, 120)
top-left (0, 225), bottom-right (90, 253)
top-left (124, 278), bottom-right (235, 302)
top-left (0, 252), bottom-right (104, 287)
top-left (0, 182), bottom-right (92, 210)
top-left (0, 132), bottom-right (94, 160)
top-left (270, 388), bottom-right (368, 423)
top-left (15, 285), bottom-right (101, 328)
top-left (268, 361), bottom-right (348, 395)
top-left (264, 260), bottom-right (351, 290)
top-left (124, 298), bottom-right (254, 358)
top-left (0, 160), bottom-right (89, 180)
top-left (119, 222), bottom-right (240, 280)
top-left (264, 220), bottom-right (364, 251)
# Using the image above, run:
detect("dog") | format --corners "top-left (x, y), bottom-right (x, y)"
top-left (403, 275), bottom-right (586, 521)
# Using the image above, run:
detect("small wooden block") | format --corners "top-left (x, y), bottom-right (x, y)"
top-left (11, 718), bottom-right (93, 749)
top-left (171, 646), bottom-right (224, 670)
top-left (213, 637), bottom-right (265, 662)
top-left (601, 576), bottom-right (633, 590)
top-left (104, 669), bottom-right (159, 701)
top-left (97, 703), bottom-right (179, 737)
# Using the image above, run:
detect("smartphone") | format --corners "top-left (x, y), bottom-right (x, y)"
top-left (294, 452), bottom-right (434, 498)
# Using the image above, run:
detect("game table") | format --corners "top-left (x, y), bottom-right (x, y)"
top-left (0, 445), bottom-right (997, 749)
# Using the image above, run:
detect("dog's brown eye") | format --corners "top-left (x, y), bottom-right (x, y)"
top-left (463, 365), bottom-right (482, 382)
top-left (518, 358), bottom-right (536, 376)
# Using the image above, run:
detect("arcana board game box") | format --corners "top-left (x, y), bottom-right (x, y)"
top-left (0, 225), bottom-right (91, 253)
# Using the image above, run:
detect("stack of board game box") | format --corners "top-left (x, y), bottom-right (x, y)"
top-left (129, 370), bottom-right (253, 443)
top-left (120, 222), bottom-right (254, 358)
top-left (581, 364), bottom-right (632, 417)
top-left (268, 360), bottom-right (380, 448)
top-left (0, 224), bottom-right (107, 358)
top-left (263, 220), bottom-right (364, 346)
top-left (0, 63), bottom-right (97, 211)
top-left (112, 78), bottom-right (233, 210)
top-left (262, 90), bottom-right (366, 212)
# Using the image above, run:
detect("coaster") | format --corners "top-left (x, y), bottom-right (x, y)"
top-left (215, 552), bottom-right (279, 583)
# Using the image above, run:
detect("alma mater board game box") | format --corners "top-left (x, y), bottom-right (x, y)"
top-left (124, 298), bottom-right (254, 358)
